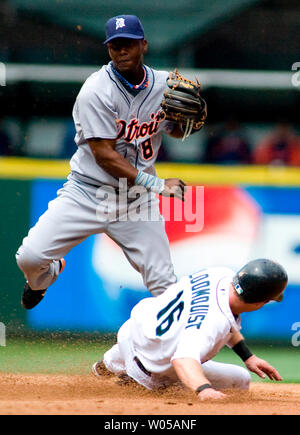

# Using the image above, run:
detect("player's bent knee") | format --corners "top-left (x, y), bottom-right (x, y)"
top-left (235, 367), bottom-right (251, 390)
top-left (16, 247), bottom-right (44, 275)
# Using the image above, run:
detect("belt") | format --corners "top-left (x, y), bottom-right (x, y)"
top-left (134, 356), bottom-right (152, 377)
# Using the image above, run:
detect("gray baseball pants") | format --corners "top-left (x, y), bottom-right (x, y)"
top-left (16, 174), bottom-right (177, 296)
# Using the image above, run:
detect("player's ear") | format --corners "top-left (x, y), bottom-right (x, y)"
top-left (142, 39), bottom-right (148, 54)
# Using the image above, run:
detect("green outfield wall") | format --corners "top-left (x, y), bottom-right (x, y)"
top-left (0, 179), bottom-right (31, 328)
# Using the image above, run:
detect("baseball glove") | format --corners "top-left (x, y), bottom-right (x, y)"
top-left (160, 69), bottom-right (207, 140)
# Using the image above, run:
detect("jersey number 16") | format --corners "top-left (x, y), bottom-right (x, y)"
top-left (156, 291), bottom-right (184, 336)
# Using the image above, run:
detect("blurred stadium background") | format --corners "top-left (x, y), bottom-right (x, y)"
top-left (0, 0), bottom-right (299, 380)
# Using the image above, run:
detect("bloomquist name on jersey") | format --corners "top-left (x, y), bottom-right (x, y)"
top-left (116, 111), bottom-right (161, 143)
top-left (186, 270), bottom-right (210, 329)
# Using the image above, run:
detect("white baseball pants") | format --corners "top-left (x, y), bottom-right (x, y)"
top-left (103, 320), bottom-right (251, 391)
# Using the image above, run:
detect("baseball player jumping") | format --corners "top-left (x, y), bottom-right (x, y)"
top-left (93, 259), bottom-right (287, 401)
top-left (16, 15), bottom-right (207, 310)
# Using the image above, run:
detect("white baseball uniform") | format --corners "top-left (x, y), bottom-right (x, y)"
top-left (103, 266), bottom-right (251, 390)
top-left (16, 62), bottom-right (177, 296)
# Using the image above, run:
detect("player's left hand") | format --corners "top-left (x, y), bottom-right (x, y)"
top-left (160, 69), bottom-right (207, 141)
top-left (244, 355), bottom-right (282, 381)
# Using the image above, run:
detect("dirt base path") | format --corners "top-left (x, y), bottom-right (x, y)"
top-left (0, 373), bottom-right (299, 415)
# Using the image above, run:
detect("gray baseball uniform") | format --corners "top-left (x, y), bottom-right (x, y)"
top-left (16, 62), bottom-right (177, 297)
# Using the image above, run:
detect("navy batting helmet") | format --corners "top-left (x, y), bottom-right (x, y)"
top-left (232, 258), bottom-right (288, 303)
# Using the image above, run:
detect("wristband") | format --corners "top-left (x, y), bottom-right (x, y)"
top-left (135, 170), bottom-right (165, 194)
top-left (232, 339), bottom-right (253, 362)
top-left (195, 383), bottom-right (213, 394)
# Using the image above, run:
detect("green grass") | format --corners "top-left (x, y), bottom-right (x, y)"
top-left (0, 335), bottom-right (116, 375)
top-left (0, 336), bottom-right (299, 383)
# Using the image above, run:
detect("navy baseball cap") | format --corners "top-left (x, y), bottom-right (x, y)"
top-left (104, 15), bottom-right (144, 44)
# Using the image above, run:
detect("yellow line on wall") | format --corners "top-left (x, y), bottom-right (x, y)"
top-left (0, 157), bottom-right (300, 186)
top-left (0, 157), bottom-right (70, 180)
top-left (156, 163), bottom-right (300, 186)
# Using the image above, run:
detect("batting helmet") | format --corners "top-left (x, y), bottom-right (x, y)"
top-left (232, 258), bottom-right (288, 303)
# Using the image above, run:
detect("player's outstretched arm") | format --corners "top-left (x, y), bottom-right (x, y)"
top-left (172, 357), bottom-right (226, 401)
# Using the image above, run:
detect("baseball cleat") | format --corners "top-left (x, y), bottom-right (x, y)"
top-left (59, 258), bottom-right (65, 274)
top-left (21, 284), bottom-right (47, 310)
top-left (21, 258), bottom-right (65, 309)
top-left (92, 360), bottom-right (114, 378)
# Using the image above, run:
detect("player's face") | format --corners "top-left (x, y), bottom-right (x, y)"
top-left (107, 38), bottom-right (147, 76)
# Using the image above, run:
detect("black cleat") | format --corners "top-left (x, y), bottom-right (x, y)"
top-left (21, 283), bottom-right (47, 310)
top-left (21, 258), bottom-right (65, 310)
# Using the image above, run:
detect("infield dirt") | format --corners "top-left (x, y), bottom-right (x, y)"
top-left (0, 373), bottom-right (299, 415)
